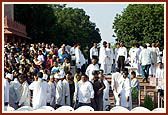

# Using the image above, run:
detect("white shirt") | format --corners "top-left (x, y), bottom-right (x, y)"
top-left (9, 79), bottom-right (21, 106)
top-left (139, 48), bottom-right (154, 65)
top-left (106, 47), bottom-right (114, 64)
top-left (131, 78), bottom-right (140, 90)
top-left (29, 80), bottom-right (50, 109)
top-left (70, 47), bottom-right (75, 55)
top-left (90, 47), bottom-right (98, 59)
top-left (114, 48), bottom-right (119, 63)
top-left (75, 47), bottom-right (86, 67)
top-left (37, 55), bottom-right (44, 62)
top-left (77, 81), bottom-right (94, 103)
top-left (48, 81), bottom-right (56, 105)
top-left (99, 46), bottom-right (107, 64)
top-left (156, 67), bottom-right (164, 90)
top-left (117, 47), bottom-right (127, 61)
top-left (55, 80), bottom-right (64, 105)
top-left (63, 79), bottom-right (70, 106)
top-left (111, 72), bottom-right (122, 92)
top-left (85, 64), bottom-right (99, 81)
top-left (129, 47), bottom-right (137, 63)
top-left (4, 79), bottom-right (9, 103)
top-left (18, 81), bottom-right (30, 106)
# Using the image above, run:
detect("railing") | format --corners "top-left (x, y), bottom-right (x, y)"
top-left (4, 16), bottom-right (27, 35)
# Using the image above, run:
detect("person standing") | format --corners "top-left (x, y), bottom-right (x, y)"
top-left (99, 41), bottom-right (108, 74)
top-left (129, 44), bottom-right (137, 67)
top-left (9, 77), bottom-right (21, 109)
top-left (85, 58), bottom-right (99, 81)
top-left (91, 70), bottom-right (105, 111)
top-left (135, 44), bottom-right (142, 76)
top-left (74, 74), bottom-right (94, 109)
top-left (156, 62), bottom-right (164, 96)
top-left (4, 74), bottom-right (13, 106)
top-left (75, 44), bottom-right (86, 74)
top-left (99, 70), bottom-right (110, 111)
top-left (90, 43), bottom-right (99, 62)
top-left (111, 68), bottom-right (122, 106)
top-left (48, 75), bottom-right (56, 108)
top-left (106, 43), bottom-right (114, 74)
top-left (29, 72), bottom-right (50, 109)
top-left (118, 69), bottom-right (132, 110)
top-left (150, 43), bottom-right (158, 77)
top-left (113, 43), bottom-right (120, 72)
top-left (139, 44), bottom-right (154, 82)
top-left (54, 73), bottom-right (64, 108)
top-left (117, 41), bottom-right (127, 72)
top-left (18, 74), bottom-right (31, 107)
top-left (65, 72), bottom-right (75, 107)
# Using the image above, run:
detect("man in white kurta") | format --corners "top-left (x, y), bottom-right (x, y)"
top-left (75, 44), bottom-right (86, 71)
top-left (75, 74), bottom-right (94, 108)
top-left (55, 73), bottom-right (64, 108)
top-left (129, 44), bottom-right (137, 68)
top-left (85, 58), bottom-right (99, 81)
top-left (4, 74), bottom-right (13, 106)
top-left (48, 75), bottom-right (56, 108)
top-left (9, 78), bottom-right (21, 109)
top-left (114, 44), bottom-right (120, 71)
top-left (18, 75), bottom-right (30, 107)
top-left (62, 78), bottom-right (71, 106)
top-left (156, 62), bottom-right (164, 96)
top-left (29, 72), bottom-right (50, 110)
top-left (90, 43), bottom-right (99, 61)
top-left (99, 41), bottom-right (108, 74)
top-left (106, 43), bottom-right (114, 74)
top-left (150, 43), bottom-right (158, 77)
top-left (118, 70), bottom-right (132, 110)
top-left (111, 68), bottom-right (122, 106)
top-left (135, 44), bottom-right (142, 76)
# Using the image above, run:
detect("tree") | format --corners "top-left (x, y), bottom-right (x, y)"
top-left (113, 4), bottom-right (164, 50)
top-left (53, 7), bottom-right (101, 48)
top-left (14, 4), bottom-right (58, 43)
top-left (14, 4), bottom-right (102, 57)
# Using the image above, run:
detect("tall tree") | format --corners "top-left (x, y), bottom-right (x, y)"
top-left (113, 4), bottom-right (164, 50)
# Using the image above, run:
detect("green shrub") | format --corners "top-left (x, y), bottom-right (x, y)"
top-left (144, 95), bottom-right (154, 111)
top-left (132, 88), bottom-right (138, 101)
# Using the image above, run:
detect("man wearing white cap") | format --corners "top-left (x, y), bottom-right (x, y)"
top-left (55, 73), bottom-right (64, 108)
top-left (4, 74), bottom-right (13, 106)
top-left (48, 75), bottom-right (56, 108)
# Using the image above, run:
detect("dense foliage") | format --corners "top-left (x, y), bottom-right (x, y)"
top-left (113, 4), bottom-right (164, 50)
top-left (14, 4), bottom-right (101, 49)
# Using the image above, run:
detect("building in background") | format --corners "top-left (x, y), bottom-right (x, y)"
top-left (4, 4), bottom-right (31, 44)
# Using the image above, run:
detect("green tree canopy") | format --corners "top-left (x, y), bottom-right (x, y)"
top-left (14, 4), bottom-right (101, 49)
top-left (113, 4), bottom-right (164, 50)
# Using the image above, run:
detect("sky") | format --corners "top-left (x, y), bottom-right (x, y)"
top-left (67, 3), bottom-right (128, 46)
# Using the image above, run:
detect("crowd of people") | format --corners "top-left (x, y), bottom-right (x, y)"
top-left (4, 41), bottom-right (164, 111)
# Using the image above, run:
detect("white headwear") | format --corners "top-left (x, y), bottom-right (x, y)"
top-left (54, 73), bottom-right (61, 79)
top-left (43, 74), bottom-right (48, 80)
top-left (6, 74), bottom-right (13, 80)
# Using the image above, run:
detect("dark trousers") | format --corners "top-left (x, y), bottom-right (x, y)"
top-left (118, 56), bottom-right (125, 72)
top-left (141, 64), bottom-right (151, 79)
top-left (92, 96), bottom-right (103, 111)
